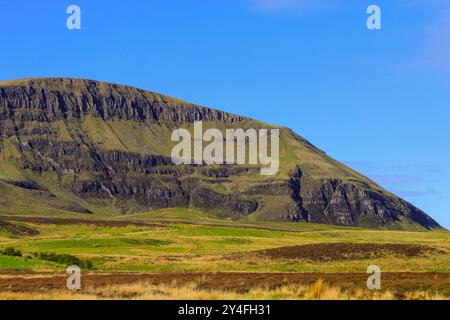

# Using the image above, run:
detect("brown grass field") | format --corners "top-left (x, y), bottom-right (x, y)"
top-left (0, 272), bottom-right (449, 300)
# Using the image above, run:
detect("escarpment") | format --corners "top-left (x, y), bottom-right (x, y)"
top-left (0, 78), bottom-right (441, 229)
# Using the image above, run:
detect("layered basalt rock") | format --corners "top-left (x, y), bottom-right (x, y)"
top-left (290, 174), bottom-right (438, 228)
top-left (0, 78), bottom-right (441, 229)
top-left (0, 78), bottom-right (243, 126)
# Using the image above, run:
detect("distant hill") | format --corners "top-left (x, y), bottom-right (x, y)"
top-left (0, 78), bottom-right (441, 229)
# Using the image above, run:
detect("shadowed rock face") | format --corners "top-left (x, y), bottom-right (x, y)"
top-left (0, 78), bottom-right (441, 229)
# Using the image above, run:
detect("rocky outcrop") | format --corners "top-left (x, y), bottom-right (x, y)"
top-left (15, 138), bottom-right (256, 215)
top-left (297, 175), bottom-right (437, 228)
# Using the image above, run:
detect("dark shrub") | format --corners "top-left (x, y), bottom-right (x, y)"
top-left (34, 252), bottom-right (94, 270)
top-left (1, 247), bottom-right (22, 257)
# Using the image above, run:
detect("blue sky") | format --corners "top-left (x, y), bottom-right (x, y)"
top-left (1, 0), bottom-right (449, 228)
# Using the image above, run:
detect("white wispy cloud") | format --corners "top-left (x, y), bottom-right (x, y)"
top-left (344, 161), bottom-right (442, 174)
top-left (250, 0), bottom-right (307, 11)
top-left (248, 0), bottom-right (337, 13)
top-left (370, 174), bottom-right (424, 185)
top-left (344, 161), bottom-right (441, 199)
top-left (420, 11), bottom-right (450, 70)
top-left (394, 188), bottom-right (439, 198)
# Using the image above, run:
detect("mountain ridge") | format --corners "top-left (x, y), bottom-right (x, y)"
top-left (0, 78), bottom-right (441, 230)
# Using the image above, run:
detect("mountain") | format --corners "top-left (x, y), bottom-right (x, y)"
top-left (0, 78), bottom-right (441, 229)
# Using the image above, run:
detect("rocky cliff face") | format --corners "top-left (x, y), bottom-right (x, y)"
top-left (0, 78), bottom-right (242, 125)
top-left (0, 78), bottom-right (441, 229)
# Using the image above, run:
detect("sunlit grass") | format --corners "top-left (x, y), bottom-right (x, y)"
top-left (0, 280), bottom-right (447, 300)
top-left (0, 218), bottom-right (448, 273)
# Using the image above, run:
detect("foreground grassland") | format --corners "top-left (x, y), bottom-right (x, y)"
top-left (0, 209), bottom-right (449, 299)
top-left (0, 280), bottom-right (447, 300)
